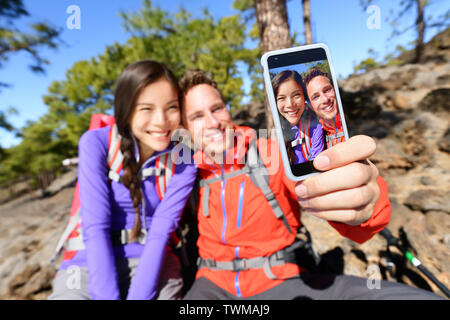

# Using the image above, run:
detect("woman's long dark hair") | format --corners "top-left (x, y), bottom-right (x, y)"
top-left (114, 60), bottom-right (180, 241)
top-left (271, 70), bottom-right (307, 164)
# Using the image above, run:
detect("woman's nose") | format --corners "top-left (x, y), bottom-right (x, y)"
top-left (153, 109), bottom-right (167, 126)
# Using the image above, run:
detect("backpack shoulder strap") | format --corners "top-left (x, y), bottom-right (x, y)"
top-left (196, 139), bottom-right (292, 234)
top-left (299, 116), bottom-right (312, 161)
top-left (245, 139), bottom-right (292, 234)
top-left (107, 123), bottom-right (123, 182)
top-left (153, 150), bottom-right (176, 200)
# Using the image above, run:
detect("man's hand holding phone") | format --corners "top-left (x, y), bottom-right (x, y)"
top-left (294, 135), bottom-right (381, 226)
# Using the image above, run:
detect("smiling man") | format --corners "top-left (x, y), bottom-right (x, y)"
top-left (179, 69), bottom-right (441, 300)
top-left (304, 67), bottom-right (345, 149)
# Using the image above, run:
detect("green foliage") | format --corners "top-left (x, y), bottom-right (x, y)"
top-left (0, 107), bottom-right (17, 132)
top-left (0, 0), bottom-right (262, 188)
top-left (0, 0), bottom-right (61, 160)
top-left (353, 45), bottom-right (407, 74)
top-left (353, 57), bottom-right (380, 74)
top-left (0, 0), bottom-right (61, 78)
top-left (119, 0), bottom-right (258, 108)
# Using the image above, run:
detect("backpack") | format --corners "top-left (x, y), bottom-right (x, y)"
top-left (196, 138), bottom-right (320, 277)
top-left (290, 112), bottom-right (316, 161)
top-left (49, 114), bottom-right (176, 263)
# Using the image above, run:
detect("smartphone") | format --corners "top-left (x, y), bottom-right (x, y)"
top-left (261, 43), bottom-right (349, 181)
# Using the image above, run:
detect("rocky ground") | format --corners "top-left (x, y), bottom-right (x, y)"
top-left (0, 29), bottom-right (448, 300)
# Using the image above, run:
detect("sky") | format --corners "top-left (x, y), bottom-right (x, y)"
top-left (1, 0), bottom-right (448, 148)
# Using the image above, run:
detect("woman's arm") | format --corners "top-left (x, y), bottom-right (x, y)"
top-left (78, 129), bottom-right (121, 300)
top-left (126, 154), bottom-right (197, 300)
top-left (309, 122), bottom-right (324, 160)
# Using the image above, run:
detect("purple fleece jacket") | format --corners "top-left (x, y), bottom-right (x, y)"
top-left (291, 113), bottom-right (324, 164)
top-left (61, 126), bottom-right (197, 300)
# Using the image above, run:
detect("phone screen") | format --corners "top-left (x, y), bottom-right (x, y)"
top-left (267, 47), bottom-right (347, 177)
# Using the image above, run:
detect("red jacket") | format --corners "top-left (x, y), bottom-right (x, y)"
top-left (193, 126), bottom-right (390, 298)
top-left (320, 113), bottom-right (345, 148)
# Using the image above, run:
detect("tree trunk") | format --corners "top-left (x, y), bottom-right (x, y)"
top-left (302, 0), bottom-right (313, 44)
top-left (414, 0), bottom-right (425, 63)
top-left (255, 0), bottom-right (292, 131)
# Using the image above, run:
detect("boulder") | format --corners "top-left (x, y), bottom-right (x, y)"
top-left (404, 189), bottom-right (450, 213)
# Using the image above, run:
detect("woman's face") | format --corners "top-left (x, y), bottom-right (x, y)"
top-left (276, 79), bottom-right (305, 126)
top-left (130, 79), bottom-right (180, 160)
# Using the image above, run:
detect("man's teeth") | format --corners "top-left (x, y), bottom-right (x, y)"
top-left (322, 103), bottom-right (333, 112)
top-left (209, 132), bottom-right (223, 139)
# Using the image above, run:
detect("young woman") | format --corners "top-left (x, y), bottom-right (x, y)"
top-left (271, 70), bottom-right (324, 164)
top-left (49, 60), bottom-right (197, 300)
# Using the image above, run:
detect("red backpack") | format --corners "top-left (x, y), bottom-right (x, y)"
top-left (50, 114), bottom-right (176, 263)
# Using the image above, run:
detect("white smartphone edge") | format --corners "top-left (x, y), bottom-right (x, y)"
top-left (260, 43), bottom-right (349, 182)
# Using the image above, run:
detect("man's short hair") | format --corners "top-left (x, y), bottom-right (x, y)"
top-left (179, 70), bottom-right (220, 97)
top-left (303, 66), bottom-right (331, 86)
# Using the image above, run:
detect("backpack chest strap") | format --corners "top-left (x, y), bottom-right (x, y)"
top-left (291, 137), bottom-right (303, 147)
top-left (141, 167), bottom-right (165, 180)
top-left (199, 168), bottom-right (249, 217)
top-left (107, 164), bottom-right (166, 183)
top-left (197, 253), bottom-right (286, 274)
top-left (325, 131), bottom-right (344, 142)
top-left (197, 226), bottom-right (320, 279)
top-left (198, 140), bottom-right (292, 234)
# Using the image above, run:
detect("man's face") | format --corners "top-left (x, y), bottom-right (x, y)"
top-left (183, 84), bottom-right (234, 158)
top-left (306, 75), bottom-right (338, 122)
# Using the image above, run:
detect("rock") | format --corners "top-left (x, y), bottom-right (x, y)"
top-left (438, 128), bottom-right (450, 153)
top-left (370, 138), bottom-right (415, 172)
top-left (44, 168), bottom-right (77, 197)
top-left (8, 264), bottom-right (41, 294)
top-left (6, 263), bottom-right (55, 299)
top-left (403, 215), bottom-right (450, 275)
top-left (386, 200), bottom-right (422, 237)
top-left (420, 176), bottom-right (436, 186)
top-left (404, 189), bottom-right (450, 213)
top-left (425, 211), bottom-right (450, 239)
top-left (340, 88), bottom-right (382, 120)
top-left (419, 88), bottom-right (450, 114)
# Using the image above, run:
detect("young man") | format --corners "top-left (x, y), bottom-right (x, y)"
top-left (304, 67), bottom-right (344, 149)
top-left (179, 70), bottom-right (440, 300)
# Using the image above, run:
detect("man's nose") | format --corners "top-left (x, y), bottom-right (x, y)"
top-left (319, 93), bottom-right (330, 105)
top-left (205, 111), bottom-right (219, 128)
